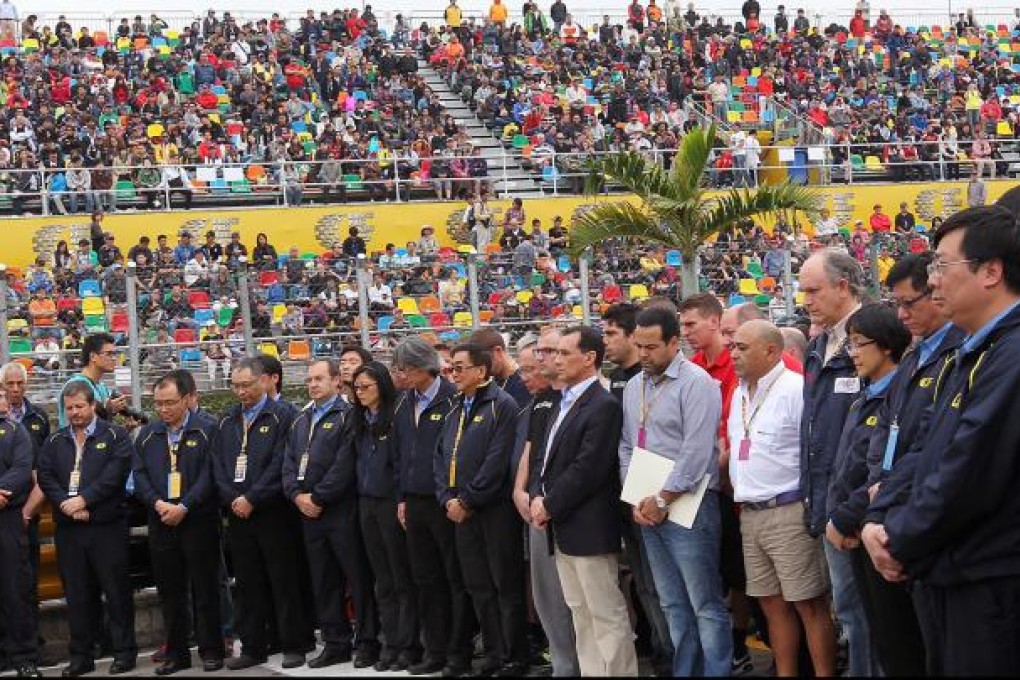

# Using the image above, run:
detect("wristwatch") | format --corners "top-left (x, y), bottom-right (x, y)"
top-left (654, 494), bottom-right (669, 511)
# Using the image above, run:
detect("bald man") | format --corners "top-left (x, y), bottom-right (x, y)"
top-left (728, 321), bottom-right (836, 677)
top-left (722, 303), bottom-right (803, 372)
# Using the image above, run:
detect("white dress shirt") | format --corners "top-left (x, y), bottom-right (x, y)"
top-left (726, 361), bottom-right (804, 503)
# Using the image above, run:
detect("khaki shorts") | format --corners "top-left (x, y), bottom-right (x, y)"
top-left (740, 501), bottom-right (829, 601)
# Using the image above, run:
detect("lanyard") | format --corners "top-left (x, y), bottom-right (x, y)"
top-left (638, 373), bottom-right (668, 448)
top-left (740, 369), bottom-right (784, 438)
top-left (448, 406), bottom-right (468, 487)
top-left (240, 412), bottom-right (257, 455)
top-left (72, 433), bottom-right (86, 475)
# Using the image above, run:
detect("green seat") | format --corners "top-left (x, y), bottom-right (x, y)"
top-left (343, 173), bottom-right (363, 190)
top-left (754, 294), bottom-right (771, 307)
top-left (8, 338), bottom-right (32, 354)
top-left (302, 140), bottom-right (317, 155)
top-left (408, 314), bottom-right (428, 328)
top-left (217, 306), bottom-right (234, 327)
top-left (301, 252), bottom-right (317, 261)
top-left (114, 180), bottom-right (136, 200)
top-left (176, 72), bottom-right (195, 95)
top-left (512, 134), bottom-right (529, 149)
top-left (746, 262), bottom-right (764, 278)
top-left (850, 154), bottom-right (865, 171)
top-left (530, 273), bottom-right (546, 286)
top-left (85, 314), bottom-right (108, 332)
top-left (229, 179), bottom-right (252, 194)
top-left (838, 227), bottom-right (852, 238)
top-left (730, 101), bottom-right (745, 113)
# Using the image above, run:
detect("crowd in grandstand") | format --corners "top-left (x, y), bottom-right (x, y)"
top-left (4, 1), bottom-right (1020, 214)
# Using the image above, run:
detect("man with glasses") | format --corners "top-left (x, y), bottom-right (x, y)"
top-left (864, 205), bottom-right (1020, 675)
top-left (436, 343), bottom-right (529, 676)
top-left (212, 358), bottom-right (308, 671)
top-left (391, 338), bottom-right (471, 676)
top-left (282, 359), bottom-right (380, 670)
top-left (132, 371), bottom-right (223, 675)
top-left (58, 332), bottom-right (127, 428)
top-left (798, 249), bottom-right (872, 675)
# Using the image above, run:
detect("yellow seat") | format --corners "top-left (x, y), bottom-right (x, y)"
top-left (738, 279), bottom-right (759, 296)
top-left (997, 120), bottom-right (1014, 136)
top-left (287, 339), bottom-right (311, 360)
top-left (165, 29), bottom-right (179, 40)
top-left (726, 110), bottom-right (742, 123)
top-left (515, 290), bottom-right (534, 305)
top-left (271, 304), bottom-right (287, 323)
top-left (453, 311), bottom-right (474, 328)
top-left (146, 123), bottom-right (165, 138)
top-left (82, 298), bottom-right (106, 315)
top-left (258, 342), bottom-right (279, 358)
top-left (7, 318), bottom-right (28, 333)
top-left (457, 244), bottom-right (476, 254)
top-left (750, 67), bottom-right (762, 77)
top-left (864, 155), bottom-right (883, 171)
top-left (629, 284), bottom-right (650, 300)
top-left (572, 305), bottom-right (583, 317)
top-left (397, 297), bottom-right (420, 315)
top-left (795, 291), bottom-right (806, 305)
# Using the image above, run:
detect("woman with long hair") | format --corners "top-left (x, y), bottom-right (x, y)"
top-left (349, 362), bottom-right (421, 670)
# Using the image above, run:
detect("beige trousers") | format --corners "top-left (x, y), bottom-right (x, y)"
top-left (554, 549), bottom-right (638, 677)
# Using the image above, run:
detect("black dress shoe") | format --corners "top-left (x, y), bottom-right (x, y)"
top-left (493, 661), bottom-right (528, 676)
top-left (62, 660), bottom-right (95, 677)
top-left (15, 662), bottom-right (43, 678)
top-left (409, 657), bottom-right (447, 675)
top-left (202, 658), bottom-right (224, 672)
top-left (225, 654), bottom-right (266, 670)
top-left (154, 658), bottom-right (191, 676)
top-left (353, 645), bottom-right (380, 669)
top-left (281, 652), bottom-right (305, 669)
top-left (108, 659), bottom-right (136, 675)
top-left (441, 661), bottom-right (472, 677)
top-left (307, 646), bottom-right (352, 669)
top-left (373, 652), bottom-right (398, 672)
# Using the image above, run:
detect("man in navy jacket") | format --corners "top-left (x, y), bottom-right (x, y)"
top-left (863, 206), bottom-right (1020, 675)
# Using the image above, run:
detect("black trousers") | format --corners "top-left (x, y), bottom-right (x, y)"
top-left (852, 549), bottom-right (925, 676)
top-left (226, 506), bottom-right (306, 658)
top-left (54, 520), bottom-right (137, 664)
top-left (914, 574), bottom-right (1020, 676)
top-left (359, 496), bottom-right (420, 658)
top-left (454, 499), bottom-right (528, 666)
top-left (0, 511), bottom-right (36, 664)
top-left (405, 494), bottom-right (474, 665)
top-left (149, 512), bottom-right (223, 662)
top-left (302, 502), bottom-right (379, 649)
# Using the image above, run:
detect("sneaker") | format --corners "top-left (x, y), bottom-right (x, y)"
top-left (732, 652), bottom-right (754, 675)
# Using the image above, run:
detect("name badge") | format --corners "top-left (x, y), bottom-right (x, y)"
top-left (738, 438), bottom-right (751, 461)
top-left (834, 377), bottom-right (861, 394)
top-left (234, 455), bottom-right (248, 483)
top-left (167, 472), bottom-right (182, 500)
top-left (68, 470), bottom-right (81, 496)
top-left (297, 453), bottom-right (309, 481)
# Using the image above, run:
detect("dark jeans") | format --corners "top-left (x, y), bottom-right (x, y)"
top-left (852, 548), bottom-right (925, 676)
top-left (620, 504), bottom-right (674, 668)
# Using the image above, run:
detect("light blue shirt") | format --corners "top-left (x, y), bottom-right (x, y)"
top-left (865, 370), bottom-right (896, 399)
top-left (311, 396), bottom-right (337, 428)
top-left (243, 395), bottom-right (269, 425)
top-left (917, 322), bottom-right (954, 368)
top-left (417, 377), bottom-right (442, 411)
top-left (463, 395), bottom-right (475, 413)
top-left (167, 411), bottom-right (191, 447)
top-left (960, 299), bottom-right (1020, 356)
top-left (541, 375), bottom-right (599, 479)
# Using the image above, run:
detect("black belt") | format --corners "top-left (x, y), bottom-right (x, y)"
top-left (743, 490), bottom-right (803, 512)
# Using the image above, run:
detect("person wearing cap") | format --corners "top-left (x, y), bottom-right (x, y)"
top-left (174, 232), bottom-right (197, 266)
top-left (202, 232), bottom-right (223, 263)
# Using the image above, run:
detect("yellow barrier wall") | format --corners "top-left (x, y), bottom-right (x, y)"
top-left (3, 180), bottom-right (1015, 268)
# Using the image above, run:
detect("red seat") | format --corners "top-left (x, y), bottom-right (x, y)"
top-left (110, 312), bottom-right (129, 333)
top-left (259, 271), bottom-right (280, 287)
top-left (428, 312), bottom-right (450, 328)
top-left (57, 297), bottom-right (80, 312)
top-left (602, 284), bottom-right (623, 303)
top-left (188, 290), bottom-right (211, 309)
top-left (438, 247), bottom-right (456, 262)
top-left (174, 328), bottom-right (196, 343)
top-left (487, 292), bottom-right (503, 306)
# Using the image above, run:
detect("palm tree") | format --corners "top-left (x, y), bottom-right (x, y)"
top-left (569, 125), bottom-right (821, 297)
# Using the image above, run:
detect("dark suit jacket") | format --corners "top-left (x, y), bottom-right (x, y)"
top-left (529, 379), bottom-right (623, 557)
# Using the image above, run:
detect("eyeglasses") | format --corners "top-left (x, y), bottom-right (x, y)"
top-left (352, 382), bottom-right (378, 392)
top-left (154, 397), bottom-right (183, 410)
top-left (926, 258), bottom-right (976, 277)
top-left (230, 379), bottom-right (257, 391)
top-left (892, 288), bottom-right (932, 310)
top-left (848, 339), bottom-right (877, 352)
top-left (450, 364), bottom-right (480, 374)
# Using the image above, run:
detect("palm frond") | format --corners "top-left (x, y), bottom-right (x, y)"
top-left (702, 183), bottom-right (822, 233)
top-left (568, 202), bottom-right (679, 256)
top-left (668, 125), bottom-right (716, 196)
top-left (583, 152), bottom-right (681, 202)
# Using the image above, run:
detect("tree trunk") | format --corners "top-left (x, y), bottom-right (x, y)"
top-left (680, 258), bottom-right (699, 299)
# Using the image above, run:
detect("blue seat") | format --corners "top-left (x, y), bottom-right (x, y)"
top-left (557, 255), bottom-right (571, 272)
top-left (291, 120), bottom-right (307, 134)
top-left (450, 262), bottom-right (467, 279)
top-left (541, 166), bottom-right (561, 183)
top-left (377, 315), bottom-right (395, 331)
top-left (194, 309), bottom-right (215, 326)
top-left (210, 178), bottom-right (229, 194)
top-left (353, 89), bottom-right (368, 101)
top-left (395, 247), bottom-right (408, 257)
top-left (666, 250), bottom-right (683, 267)
top-left (180, 348), bottom-right (202, 362)
top-left (439, 330), bottom-right (460, 342)
top-left (728, 294), bottom-right (747, 307)
top-left (78, 279), bottom-right (102, 298)
top-left (211, 84), bottom-right (227, 95)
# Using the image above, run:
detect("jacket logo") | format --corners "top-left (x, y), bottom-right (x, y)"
top-left (919, 377), bottom-right (934, 388)
top-left (96, 442), bottom-right (107, 450)
top-left (951, 393), bottom-right (962, 409)
top-left (865, 416), bottom-right (878, 426)
top-left (472, 415), bottom-right (485, 423)
top-left (31, 423), bottom-right (40, 431)
top-left (0, 427), bottom-right (5, 436)
top-left (430, 413), bottom-right (443, 421)
top-left (259, 426), bottom-right (270, 433)
top-left (185, 439), bottom-right (197, 447)
top-left (322, 422), bottom-right (334, 429)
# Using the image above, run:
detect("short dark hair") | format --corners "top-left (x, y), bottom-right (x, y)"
top-left (846, 303), bottom-right (912, 363)
top-left (452, 342), bottom-right (493, 378)
top-left (885, 252), bottom-right (933, 292)
top-left (257, 353), bottom-right (284, 391)
top-left (310, 358), bottom-right (341, 377)
top-left (340, 344), bottom-right (374, 365)
top-left (468, 327), bottom-right (506, 351)
top-left (995, 185), bottom-right (1020, 222)
top-left (167, 368), bottom-right (198, 396)
top-left (563, 325), bottom-right (605, 368)
top-left (602, 302), bottom-right (639, 335)
top-left (677, 292), bottom-right (724, 319)
top-left (62, 379), bottom-right (96, 405)
top-left (636, 307), bottom-right (680, 341)
top-left (934, 205), bottom-right (1020, 293)
top-left (82, 332), bottom-right (116, 366)
top-left (153, 370), bottom-right (193, 398)
top-left (233, 356), bottom-right (266, 377)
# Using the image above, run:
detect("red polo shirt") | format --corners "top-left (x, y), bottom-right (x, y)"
top-left (690, 347), bottom-right (738, 448)
top-left (782, 351), bottom-right (804, 374)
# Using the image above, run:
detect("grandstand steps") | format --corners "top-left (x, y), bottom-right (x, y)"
top-left (420, 61), bottom-right (544, 197)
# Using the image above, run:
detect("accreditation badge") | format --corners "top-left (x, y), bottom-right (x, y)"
top-left (167, 472), bottom-right (182, 500)
top-left (68, 470), bottom-right (81, 496)
top-left (234, 455), bottom-right (248, 483)
top-left (297, 453), bottom-right (309, 482)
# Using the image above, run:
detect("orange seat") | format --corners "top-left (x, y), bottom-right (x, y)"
top-left (287, 339), bottom-right (311, 360)
top-left (246, 164), bottom-right (267, 182)
top-left (758, 276), bottom-right (777, 292)
top-left (479, 310), bottom-right (494, 323)
top-left (419, 295), bottom-right (441, 314)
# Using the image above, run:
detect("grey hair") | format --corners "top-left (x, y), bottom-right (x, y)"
top-left (516, 332), bottom-right (540, 352)
top-left (233, 356), bottom-right (266, 377)
top-left (394, 337), bottom-right (441, 377)
top-left (0, 361), bottom-right (28, 382)
top-left (819, 248), bottom-right (865, 299)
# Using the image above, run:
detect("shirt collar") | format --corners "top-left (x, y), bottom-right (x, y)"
top-left (659, 351), bottom-right (685, 380)
top-left (418, 376), bottom-right (442, 404)
top-left (7, 401), bottom-right (24, 422)
top-left (917, 322), bottom-right (953, 366)
top-left (961, 299), bottom-right (1020, 356)
top-left (826, 303), bottom-right (862, 347)
top-left (243, 395), bottom-right (269, 422)
top-left (741, 359), bottom-right (786, 394)
top-left (313, 395), bottom-right (338, 417)
top-left (865, 369), bottom-right (896, 399)
top-left (168, 411), bottom-right (191, 441)
top-left (561, 375), bottom-right (598, 404)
